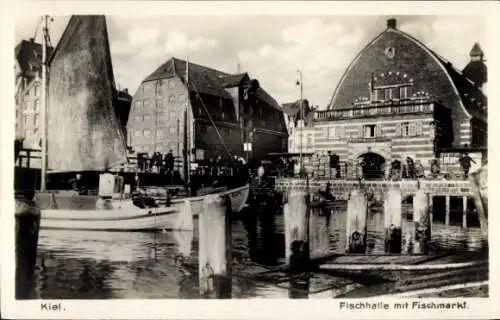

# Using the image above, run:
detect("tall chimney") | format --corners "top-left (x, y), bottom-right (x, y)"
top-left (387, 18), bottom-right (397, 29)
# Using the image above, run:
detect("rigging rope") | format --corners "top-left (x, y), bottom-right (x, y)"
top-left (188, 80), bottom-right (239, 169)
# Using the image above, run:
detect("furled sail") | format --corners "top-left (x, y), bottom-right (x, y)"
top-left (47, 15), bottom-right (127, 172)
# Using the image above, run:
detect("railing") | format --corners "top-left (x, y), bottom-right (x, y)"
top-left (315, 98), bottom-right (436, 121)
top-left (271, 160), bottom-right (471, 182)
top-left (15, 148), bottom-right (184, 174)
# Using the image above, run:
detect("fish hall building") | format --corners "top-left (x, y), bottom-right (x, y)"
top-left (313, 18), bottom-right (487, 179)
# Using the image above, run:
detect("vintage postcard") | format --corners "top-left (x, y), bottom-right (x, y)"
top-left (1, 0), bottom-right (499, 319)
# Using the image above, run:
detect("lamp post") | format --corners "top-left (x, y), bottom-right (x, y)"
top-left (296, 70), bottom-right (304, 176)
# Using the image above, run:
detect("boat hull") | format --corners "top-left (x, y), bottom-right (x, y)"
top-left (40, 184), bottom-right (249, 231)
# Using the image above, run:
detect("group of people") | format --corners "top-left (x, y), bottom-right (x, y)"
top-left (135, 150), bottom-right (176, 174)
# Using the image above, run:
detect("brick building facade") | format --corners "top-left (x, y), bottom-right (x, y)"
top-left (127, 57), bottom-right (287, 172)
top-left (314, 18), bottom-right (487, 178)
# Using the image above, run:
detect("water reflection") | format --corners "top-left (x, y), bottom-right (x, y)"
top-left (33, 204), bottom-right (486, 299)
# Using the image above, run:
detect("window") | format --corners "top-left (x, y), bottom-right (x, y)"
top-left (169, 95), bottom-right (176, 104)
top-left (34, 99), bottom-right (40, 112)
top-left (157, 113), bottom-right (167, 122)
top-left (384, 88), bottom-right (392, 100)
top-left (134, 129), bottom-right (141, 137)
top-left (34, 114), bottom-right (39, 127)
top-left (364, 124), bottom-right (377, 138)
top-left (143, 99), bottom-right (151, 112)
top-left (169, 127), bottom-right (176, 136)
top-left (134, 115), bottom-right (142, 122)
top-left (155, 81), bottom-right (162, 97)
top-left (170, 110), bottom-right (176, 119)
top-left (156, 99), bottom-right (163, 110)
top-left (34, 85), bottom-right (39, 97)
top-left (143, 129), bottom-right (151, 138)
top-left (400, 122), bottom-right (422, 137)
top-left (400, 87), bottom-right (408, 99)
top-left (168, 79), bottom-right (175, 89)
top-left (135, 101), bottom-right (142, 111)
top-left (156, 128), bottom-right (164, 137)
top-left (144, 115), bottom-right (151, 122)
top-left (401, 122), bottom-right (410, 136)
top-left (328, 127), bottom-right (335, 140)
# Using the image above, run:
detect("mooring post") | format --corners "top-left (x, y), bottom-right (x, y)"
top-left (445, 195), bottom-right (450, 225)
top-left (384, 188), bottom-right (402, 254)
top-left (346, 189), bottom-right (368, 253)
top-left (462, 196), bottom-right (468, 228)
top-left (15, 192), bottom-right (41, 299)
top-left (198, 195), bottom-right (232, 298)
top-left (174, 199), bottom-right (194, 231)
top-left (283, 189), bottom-right (310, 270)
top-left (412, 189), bottom-right (431, 254)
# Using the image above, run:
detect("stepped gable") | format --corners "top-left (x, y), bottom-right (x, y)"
top-left (328, 19), bottom-right (487, 123)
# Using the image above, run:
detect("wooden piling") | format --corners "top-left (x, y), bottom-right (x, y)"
top-left (445, 195), bottom-right (450, 226)
top-left (346, 189), bottom-right (368, 253)
top-left (174, 199), bottom-right (194, 231)
top-left (15, 192), bottom-right (41, 299)
top-left (198, 195), bottom-right (232, 298)
top-left (283, 190), bottom-right (310, 270)
top-left (384, 188), bottom-right (402, 254)
top-left (462, 196), bottom-right (468, 229)
top-left (412, 189), bottom-right (431, 254)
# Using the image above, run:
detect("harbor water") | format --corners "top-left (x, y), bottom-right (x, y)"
top-left (31, 204), bottom-right (486, 299)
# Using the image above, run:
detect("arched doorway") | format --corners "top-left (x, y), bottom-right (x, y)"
top-left (358, 152), bottom-right (386, 180)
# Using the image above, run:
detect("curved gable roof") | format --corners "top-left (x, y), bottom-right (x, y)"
top-left (328, 25), bottom-right (486, 122)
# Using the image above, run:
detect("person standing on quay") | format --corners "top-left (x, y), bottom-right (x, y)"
top-left (165, 150), bottom-right (175, 172)
top-left (458, 152), bottom-right (475, 180)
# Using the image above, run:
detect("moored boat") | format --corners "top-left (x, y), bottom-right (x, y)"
top-left (33, 15), bottom-right (248, 231)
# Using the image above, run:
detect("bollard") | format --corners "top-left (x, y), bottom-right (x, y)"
top-left (283, 190), bottom-right (310, 269)
top-left (174, 199), bottom-right (194, 231)
top-left (198, 195), bottom-right (232, 298)
top-left (15, 192), bottom-right (41, 299)
top-left (384, 188), bottom-right (402, 254)
top-left (346, 189), bottom-right (368, 253)
top-left (412, 189), bottom-right (431, 254)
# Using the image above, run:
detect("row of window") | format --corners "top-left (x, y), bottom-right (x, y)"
top-left (142, 80), bottom-right (177, 96)
top-left (134, 127), bottom-right (182, 138)
top-left (372, 85), bottom-right (410, 101)
top-left (325, 122), bottom-right (425, 140)
top-left (133, 111), bottom-right (181, 123)
top-left (134, 94), bottom-right (187, 112)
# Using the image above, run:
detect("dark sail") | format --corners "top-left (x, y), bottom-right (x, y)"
top-left (47, 15), bottom-right (127, 172)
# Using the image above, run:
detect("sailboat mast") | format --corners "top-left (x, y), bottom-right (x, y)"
top-left (40, 15), bottom-right (49, 192)
top-left (184, 57), bottom-right (190, 187)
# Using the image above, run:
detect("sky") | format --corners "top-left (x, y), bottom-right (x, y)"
top-left (15, 15), bottom-right (487, 109)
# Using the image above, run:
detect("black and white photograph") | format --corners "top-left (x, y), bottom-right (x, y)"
top-left (2, 1), bottom-right (499, 319)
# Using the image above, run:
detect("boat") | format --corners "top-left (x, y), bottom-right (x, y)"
top-left (31, 15), bottom-right (248, 231)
